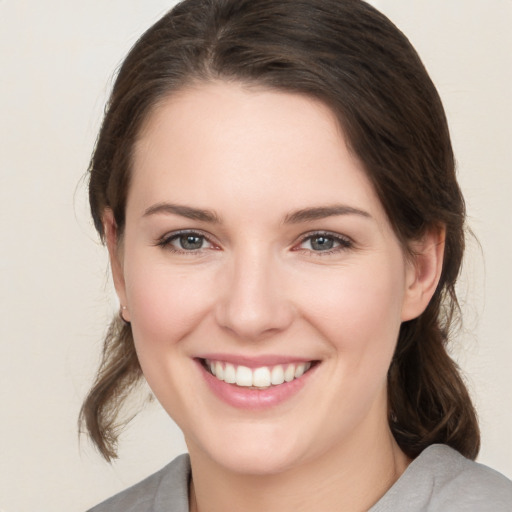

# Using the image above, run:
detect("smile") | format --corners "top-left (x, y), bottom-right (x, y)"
top-left (203, 359), bottom-right (313, 389)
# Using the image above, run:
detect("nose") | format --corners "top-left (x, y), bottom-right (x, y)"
top-left (214, 248), bottom-right (295, 340)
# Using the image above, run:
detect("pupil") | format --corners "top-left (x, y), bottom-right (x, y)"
top-left (180, 235), bottom-right (203, 250)
top-left (311, 236), bottom-right (333, 251)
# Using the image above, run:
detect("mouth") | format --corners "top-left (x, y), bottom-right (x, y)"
top-left (200, 358), bottom-right (318, 390)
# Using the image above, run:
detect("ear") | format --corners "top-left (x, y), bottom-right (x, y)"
top-left (401, 225), bottom-right (445, 322)
top-left (103, 209), bottom-right (131, 322)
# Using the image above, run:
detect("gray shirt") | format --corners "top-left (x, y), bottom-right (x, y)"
top-left (88, 444), bottom-right (512, 511)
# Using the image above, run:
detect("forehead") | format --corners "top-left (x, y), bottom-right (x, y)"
top-left (129, 81), bottom-right (386, 224)
top-left (134, 81), bottom-right (346, 167)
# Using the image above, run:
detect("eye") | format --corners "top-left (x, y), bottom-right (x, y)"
top-left (305, 235), bottom-right (337, 251)
top-left (175, 233), bottom-right (206, 250)
top-left (156, 230), bottom-right (217, 253)
top-left (295, 232), bottom-right (352, 254)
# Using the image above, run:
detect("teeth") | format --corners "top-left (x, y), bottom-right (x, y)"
top-left (284, 364), bottom-right (295, 382)
top-left (224, 363), bottom-right (236, 384)
top-left (236, 365), bottom-right (253, 387)
top-left (294, 363), bottom-right (306, 378)
top-left (253, 367), bottom-right (271, 387)
top-left (205, 360), bottom-right (313, 388)
top-left (215, 361), bottom-right (224, 380)
top-left (271, 365), bottom-right (285, 385)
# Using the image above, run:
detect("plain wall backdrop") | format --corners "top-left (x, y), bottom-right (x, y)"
top-left (0, 1), bottom-right (510, 510)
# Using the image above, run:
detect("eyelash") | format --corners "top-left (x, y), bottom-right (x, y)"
top-left (294, 231), bottom-right (354, 256)
top-left (155, 230), bottom-right (217, 255)
top-left (155, 230), bottom-right (354, 256)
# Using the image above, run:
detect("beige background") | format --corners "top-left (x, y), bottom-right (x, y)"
top-left (0, 1), bottom-right (510, 510)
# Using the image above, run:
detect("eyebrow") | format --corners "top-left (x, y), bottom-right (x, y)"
top-left (143, 202), bottom-right (221, 223)
top-left (283, 205), bottom-right (371, 224)
top-left (143, 202), bottom-right (371, 224)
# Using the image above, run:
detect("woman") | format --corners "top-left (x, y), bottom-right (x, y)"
top-left (81, 0), bottom-right (512, 510)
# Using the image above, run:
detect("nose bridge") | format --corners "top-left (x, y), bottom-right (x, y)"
top-left (215, 244), bottom-right (293, 339)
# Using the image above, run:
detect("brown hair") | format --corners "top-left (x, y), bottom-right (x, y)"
top-left (81, 0), bottom-right (479, 461)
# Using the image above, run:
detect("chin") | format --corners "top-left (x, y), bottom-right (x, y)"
top-left (188, 423), bottom-right (311, 476)
top-left (214, 447), bottom-right (302, 476)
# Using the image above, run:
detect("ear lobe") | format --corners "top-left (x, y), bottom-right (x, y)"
top-left (103, 209), bottom-right (130, 321)
top-left (401, 226), bottom-right (445, 322)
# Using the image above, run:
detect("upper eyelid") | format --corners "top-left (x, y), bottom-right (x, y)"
top-left (158, 228), bottom-right (213, 241)
top-left (290, 232), bottom-right (354, 257)
top-left (295, 230), bottom-right (353, 244)
top-left (156, 228), bottom-right (218, 250)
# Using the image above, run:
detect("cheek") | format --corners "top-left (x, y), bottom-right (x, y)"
top-left (121, 255), bottom-right (217, 419)
top-left (295, 259), bottom-right (406, 359)
top-left (123, 254), bottom-right (216, 348)
top-left (295, 260), bottom-right (406, 428)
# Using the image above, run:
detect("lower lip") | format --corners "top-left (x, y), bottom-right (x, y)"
top-left (196, 360), bottom-right (316, 410)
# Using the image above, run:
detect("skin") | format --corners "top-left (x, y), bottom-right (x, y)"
top-left (105, 82), bottom-right (444, 512)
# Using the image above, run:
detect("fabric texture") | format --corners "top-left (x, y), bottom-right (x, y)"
top-left (369, 444), bottom-right (512, 511)
top-left (87, 445), bottom-right (512, 511)
top-left (87, 454), bottom-right (190, 512)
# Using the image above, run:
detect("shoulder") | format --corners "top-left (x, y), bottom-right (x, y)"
top-left (372, 444), bottom-right (512, 512)
top-left (424, 445), bottom-right (512, 510)
top-left (86, 453), bottom-right (191, 512)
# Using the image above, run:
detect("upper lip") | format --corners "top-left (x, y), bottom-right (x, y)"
top-left (196, 353), bottom-right (318, 368)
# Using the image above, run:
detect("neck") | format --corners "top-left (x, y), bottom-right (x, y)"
top-left (188, 426), bottom-right (410, 512)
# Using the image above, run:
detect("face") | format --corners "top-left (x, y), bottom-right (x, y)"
top-left (109, 82), bottom-right (431, 475)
